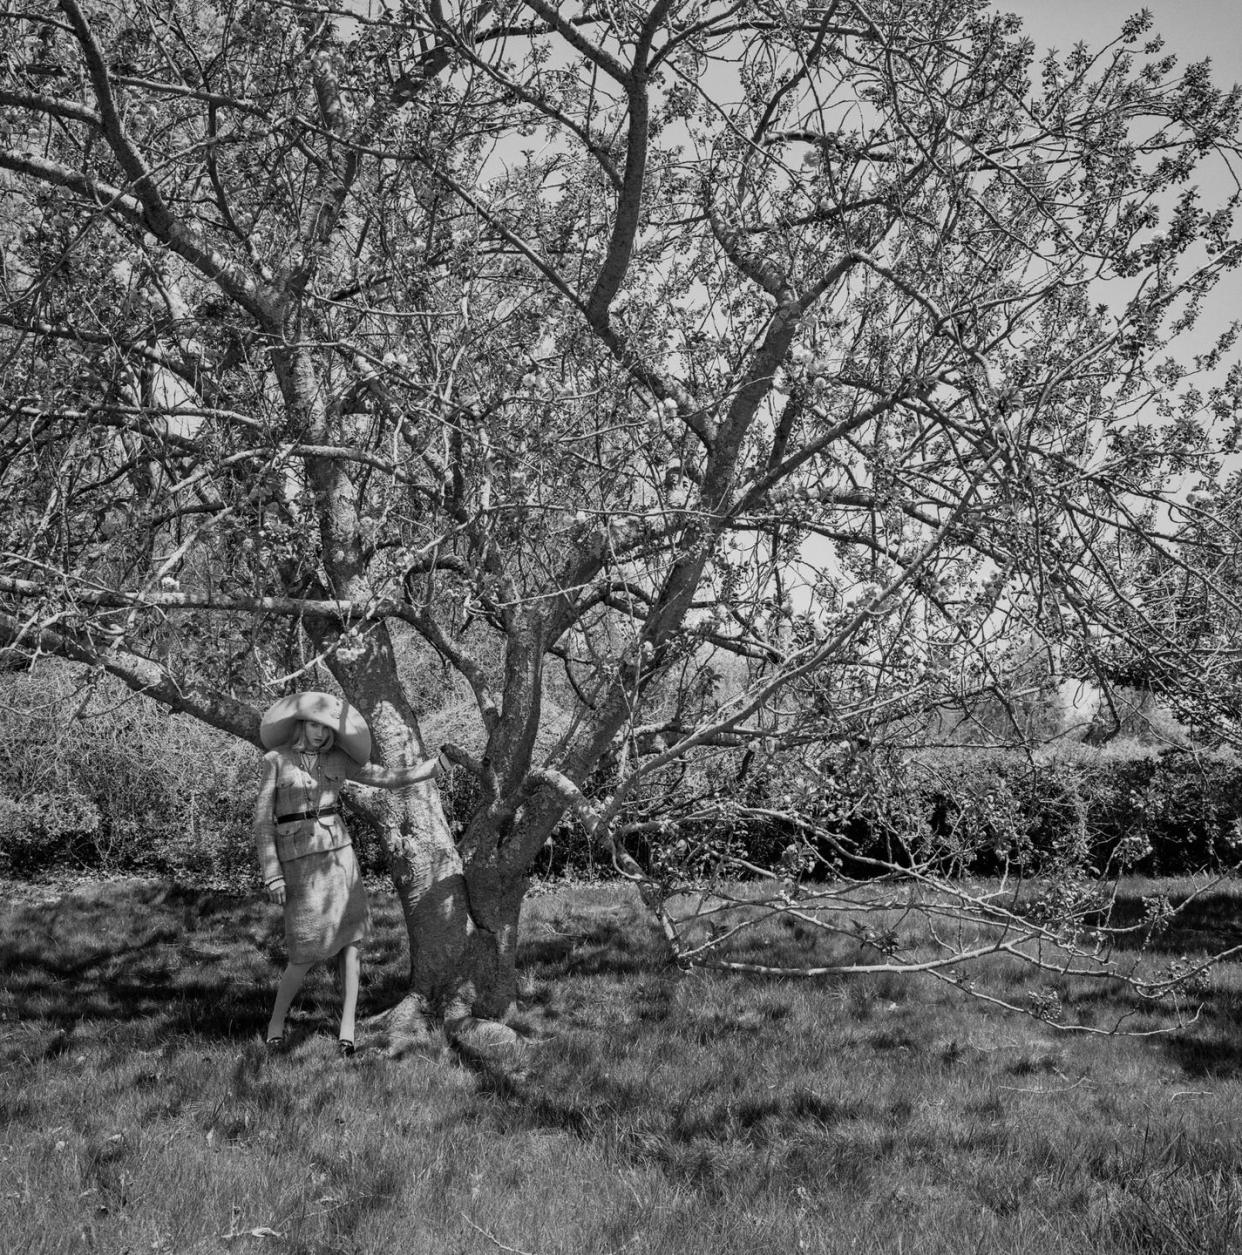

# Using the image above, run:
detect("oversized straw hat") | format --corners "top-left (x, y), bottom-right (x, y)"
top-left (259, 691), bottom-right (372, 765)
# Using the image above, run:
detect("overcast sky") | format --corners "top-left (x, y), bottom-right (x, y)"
top-left (997, 2), bottom-right (1242, 366)
top-left (997, 2), bottom-right (1241, 82)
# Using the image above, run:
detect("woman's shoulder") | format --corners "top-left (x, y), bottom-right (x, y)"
top-left (324, 747), bottom-right (365, 777)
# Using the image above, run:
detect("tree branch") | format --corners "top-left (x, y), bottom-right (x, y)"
top-left (0, 608), bottom-right (260, 743)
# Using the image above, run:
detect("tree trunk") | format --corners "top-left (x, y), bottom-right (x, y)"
top-left (321, 626), bottom-right (532, 1057)
top-left (268, 341), bottom-right (523, 1048)
top-left (457, 859), bottom-right (527, 1022)
top-left (322, 633), bottom-right (463, 1010)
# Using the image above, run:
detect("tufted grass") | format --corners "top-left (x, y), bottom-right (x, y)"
top-left (1, 875), bottom-right (1241, 1253)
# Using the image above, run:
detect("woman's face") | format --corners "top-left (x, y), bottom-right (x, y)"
top-left (302, 721), bottom-right (332, 751)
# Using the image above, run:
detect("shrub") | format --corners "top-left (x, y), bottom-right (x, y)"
top-left (1077, 749), bottom-right (1242, 874)
top-left (0, 791), bottom-right (103, 874)
top-left (615, 742), bottom-right (1242, 882)
top-left (895, 745), bottom-right (1242, 878)
top-left (3, 659), bottom-right (1239, 888)
top-left (0, 661), bottom-right (256, 886)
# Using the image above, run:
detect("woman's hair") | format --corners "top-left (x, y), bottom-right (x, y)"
top-left (290, 720), bottom-right (336, 753)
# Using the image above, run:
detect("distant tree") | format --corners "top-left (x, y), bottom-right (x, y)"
top-left (1, 0), bottom-right (1240, 1044)
top-left (917, 634), bottom-right (1067, 747)
top-left (1086, 467), bottom-right (1242, 741)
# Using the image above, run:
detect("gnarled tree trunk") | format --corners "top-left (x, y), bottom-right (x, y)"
top-left (326, 627), bottom-right (530, 1053)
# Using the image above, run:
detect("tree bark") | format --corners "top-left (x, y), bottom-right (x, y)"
top-left (265, 339), bottom-right (509, 1042)
top-left (457, 859), bottom-right (527, 1022)
top-left (320, 620), bottom-right (536, 1055)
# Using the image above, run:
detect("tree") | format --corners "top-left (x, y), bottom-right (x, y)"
top-left (1, 0), bottom-right (1240, 1045)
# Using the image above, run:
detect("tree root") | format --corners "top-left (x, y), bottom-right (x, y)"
top-left (446, 1014), bottom-right (524, 1064)
top-left (364, 993), bottom-right (448, 1060)
top-left (363, 994), bottom-right (538, 1072)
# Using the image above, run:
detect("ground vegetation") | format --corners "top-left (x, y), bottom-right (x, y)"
top-left (2, 878), bottom-right (1242, 1254)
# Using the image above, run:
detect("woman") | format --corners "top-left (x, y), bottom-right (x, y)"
top-left (254, 691), bottom-right (445, 1056)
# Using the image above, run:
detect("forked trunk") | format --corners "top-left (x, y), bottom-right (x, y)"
top-left (457, 860), bottom-right (527, 1022)
top-left (326, 631), bottom-right (527, 1051)
top-left (272, 347), bottom-right (529, 1050)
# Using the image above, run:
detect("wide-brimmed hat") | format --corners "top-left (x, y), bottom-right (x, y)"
top-left (259, 691), bottom-right (372, 765)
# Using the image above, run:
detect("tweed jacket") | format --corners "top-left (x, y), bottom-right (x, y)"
top-left (254, 746), bottom-right (371, 888)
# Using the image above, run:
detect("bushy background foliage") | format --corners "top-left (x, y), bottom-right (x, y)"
top-left (0, 662), bottom-right (257, 885)
top-left (2, 661), bottom-right (1239, 887)
top-left (537, 741), bottom-right (1242, 882)
top-left (899, 746), bottom-right (1242, 878)
top-left (0, 634), bottom-right (466, 886)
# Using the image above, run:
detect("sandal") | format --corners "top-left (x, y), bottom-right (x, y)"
top-left (337, 1039), bottom-right (356, 1058)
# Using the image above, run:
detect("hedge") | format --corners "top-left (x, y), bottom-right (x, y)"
top-left (2, 664), bottom-right (1239, 885)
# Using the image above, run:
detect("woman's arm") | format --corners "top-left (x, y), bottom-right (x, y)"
top-left (348, 750), bottom-right (448, 790)
top-left (254, 752), bottom-right (286, 902)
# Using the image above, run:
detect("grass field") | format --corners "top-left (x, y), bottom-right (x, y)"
top-left (2, 875), bottom-right (1242, 1254)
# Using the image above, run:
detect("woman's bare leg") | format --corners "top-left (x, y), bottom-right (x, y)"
top-left (337, 945), bottom-right (360, 1044)
top-left (267, 961), bottom-right (312, 1039)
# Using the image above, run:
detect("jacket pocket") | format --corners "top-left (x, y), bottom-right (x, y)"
top-left (275, 820), bottom-right (350, 864)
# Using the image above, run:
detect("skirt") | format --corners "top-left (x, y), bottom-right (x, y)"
top-left (281, 843), bottom-right (370, 965)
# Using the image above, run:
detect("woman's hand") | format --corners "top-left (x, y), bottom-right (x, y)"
top-left (267, 880), bottom-right (287, 906)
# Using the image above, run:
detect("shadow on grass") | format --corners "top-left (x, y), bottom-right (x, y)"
top-left (10, 876), bottom-right (1242, 1086)
top-left (1086, 886), bottom-right (1242, 1076)
top-left (468, 1041), bottom-right (865, 1132)
top-left (1161, 1025), bottom-right (1242, 1077)
top-left (520, 900), bottom-right (873, 987)
top-left (1105, 886), bottom-right (1242, 958)
top-left (462, 1021), bottom-right (891, 1201)
top-left (1035, 979), bottom-right (1242, 1077)
top-left (519, 913), bottom-right (670, 981)
top-left (0, 880), bottom-right (405, 1054)
top-left (0, 881), bottom-right (669, 1064)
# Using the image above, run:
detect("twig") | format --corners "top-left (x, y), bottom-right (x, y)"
top-left (463, 1210), bottom-right (641, 1255)
top-left (462, 1215), bottom-right (544, 1255)
top-left (998, 1077), bottom-right (1090, 1094)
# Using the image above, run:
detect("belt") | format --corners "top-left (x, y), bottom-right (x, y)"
top-left (276, 806), bottom-right (339, 825)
